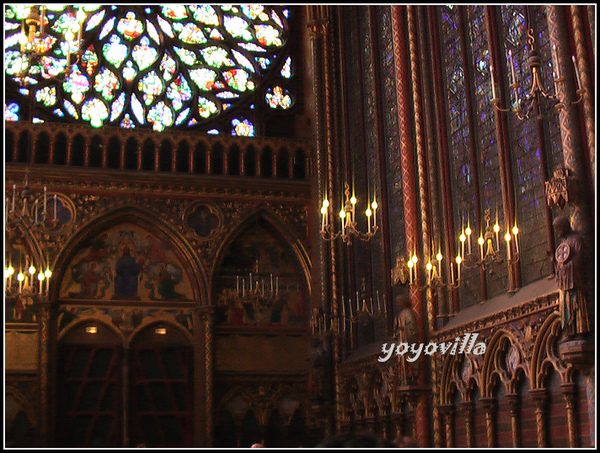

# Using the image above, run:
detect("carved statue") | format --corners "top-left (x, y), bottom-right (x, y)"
top-left (393, 295), bottom-right (418, 344)
top-left (552, 216), bottom-right (590, 338)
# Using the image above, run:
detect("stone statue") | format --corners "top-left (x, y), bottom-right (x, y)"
top-left (552, 216), bottom-right (590, 338)
top-left (393, 295), bottom-right (418, 344)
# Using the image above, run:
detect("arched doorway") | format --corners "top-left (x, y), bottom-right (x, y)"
top-left (56, 320), bottom-right (123, 447)
top-left (129, 322), bottom-right (194, 447)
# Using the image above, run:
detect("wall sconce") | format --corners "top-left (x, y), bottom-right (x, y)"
top-left (320, 182), bottom-right (379, 244)
top-left (458, 209), bottom-right (520, 274)
top-left (491, 28), bottom-right (584, 118)
top-left (85, 326), bottom-right (98, 334)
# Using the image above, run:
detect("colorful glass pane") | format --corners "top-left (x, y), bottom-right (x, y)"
top-left (36, 86), bottom-right (57, 106)
top-left (82, 97), bottom-right (109, 127)
top-left (147, 101), bottom-right (173, 132)
top-left (265, 86), bottom-right (292, 109)
top-left (231, 118), bottom-right (254, 137)
top-left (5, 102), bottom-right (20, 121)
top-left (5, 5), bottom-right (293, 133)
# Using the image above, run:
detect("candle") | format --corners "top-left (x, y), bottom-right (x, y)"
top-left (342, 297), bottom-right (346, 318)
top-left (12, 184), bottom-right (16, 211)
top-left (426, 262), bottom-right (433, 285)
top-left (512, 225), bottom-right (520, 254)
top-left (491, 64), bottom-right (497, 99)
top-left (465, 224), bottom-right (472, 255)
top-left (478, 236), bottom-right (484, 261)
top-left (552, 44), bottom-right (561, 79)
top-left (43, 186), bottom-right (47, 214)
top-left (508, 50), bottom-right (517, 86)
top-left (370, 298), bottom-right (374, 314)
top-left (456, 256), bottom-right (462, 282)
top-left (356, 291), bottom-right (360, 312)
top-left (371, 197), bottom-right (378, 228)
top-left (53, 194), bottom-right (57, 221)
top-left (270, 273), bottom-right (273, 293)
top-left (572, 55), bottom-right (581, 90)
top-left (450, 261), bottom-right (455, 285)
top-left (505, 232), bottom-right (512, 261)
top-left (242, 279), bottom-right (245, 297)
top-left (35, 199), bottom-right (38, 223)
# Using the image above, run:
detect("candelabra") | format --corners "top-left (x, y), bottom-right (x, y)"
top-left (458, 209), bottom-right (520, 274)
top-left (320, 182), bottom-right (379, 244)
top-left (7, 5), bottom-right (88, 86)
top-left (491, 28), bottom-right (585, 118)
top-left (5, 178), bottom-right (58, 300)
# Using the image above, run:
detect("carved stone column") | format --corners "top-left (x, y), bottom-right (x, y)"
top-left (530, 388), bottom-right (548, 448)
top-left (481, 397), bottom-right (497, 448)
top-left (507, 393), bottom-right (521, 448)
top-left (461, 401), bottom-right (474, 448)
top-left (194, 306), bottom-right (215, 446)
top-left (37, 298), bottom-right (53, 446)
top-left (561, 382), bottom-right (579, 447)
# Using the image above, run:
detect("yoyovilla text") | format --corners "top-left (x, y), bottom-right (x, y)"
top-left (378, 333), bottom-right (486, 363)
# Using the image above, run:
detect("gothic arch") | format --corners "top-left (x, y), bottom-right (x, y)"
top-left (480, 329), bottom-right (526, 397)
top-left (211, 207), bottom-right (311, 303)
top-left (530, 312), bottom-right (566, 390)
top-left (52, 205), bottom-right (207, 305)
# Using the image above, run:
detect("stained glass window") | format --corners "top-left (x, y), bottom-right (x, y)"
top-left (5, 5), bottom-right (295, 135)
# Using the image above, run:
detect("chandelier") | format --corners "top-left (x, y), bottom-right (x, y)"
top-left (491, 28), bottom-right (585, 118)
top-left (320, 182), bottom-right (379, 243)
top-left (392, 209), bottom-right (520, 292)
top-left (8, 5), bottom-right (88, 86)
top-left (5, 178), bottom-right (58, 299)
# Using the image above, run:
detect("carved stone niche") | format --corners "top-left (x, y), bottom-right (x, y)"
top-left (545, 167), bottom-right (578, 209)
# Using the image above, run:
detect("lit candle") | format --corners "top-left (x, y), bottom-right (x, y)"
top-left (53, 194), bottom-right (57, 221)
top-left (491, 64), bottom-right (497, 99)
top-left (465, 225), bottom-right (472, 255)
top-left (35, 199), bottom-right (39, 223)
top-left (339, 209), bottom-right (346, 233)
top-left (407, 260), bottom-right (414, 284)
top-left (366, 207), bottom-right (372, 233)
top-left (426, 261), bottom-right (433, 285)
top-left (493, 222), bottom-right (500, 252)
top-left (450, 261), bottom-right (455, 285)
top-left (572, 55), bottom-right (581, 90)
top-left (371, 196), bottom-right (378, 228)
top-left (456, 256), bottom-right (462, 283)
top-left (504, 232), bottom-right (512, 262)
top-left (512, 224), bottom-right (520, 254)
top-left (350, 191), bottom-right (357, 224)
top-left (38, 272), bottom-right (44, 295)
top-left (478, 236), bottom-right (484, 260)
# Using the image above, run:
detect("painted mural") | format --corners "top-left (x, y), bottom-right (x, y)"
top-left (213, 218), bottom-right (306, 328)
top-left (59, 222), bottom-right (194, 302)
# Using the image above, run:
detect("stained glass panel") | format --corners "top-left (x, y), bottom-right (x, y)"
top-left (5, 5), bottom-right (294, 134)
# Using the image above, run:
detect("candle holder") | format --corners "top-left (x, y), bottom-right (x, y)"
top-left (320, 182), bottom-right (379, 244)
top-left (459, 209), bottom-right (520, 275)
top-left (492, 29), bottom-right (585, 118)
